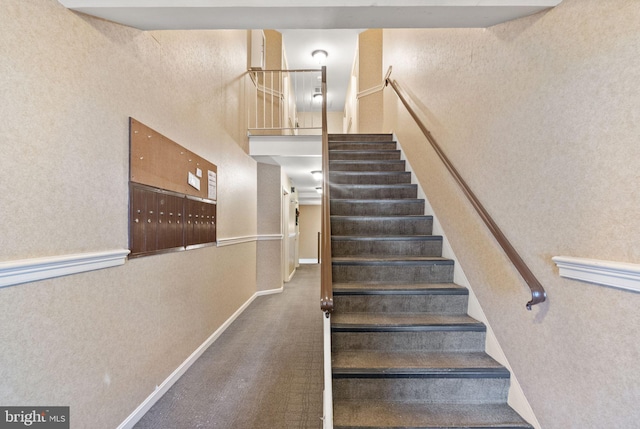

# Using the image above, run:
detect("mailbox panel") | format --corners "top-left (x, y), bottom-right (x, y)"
top-left (130, 183), bottom-right (215, 257)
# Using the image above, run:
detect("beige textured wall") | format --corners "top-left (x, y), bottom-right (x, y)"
top-left (298, 205), bottom-right (321, 261)
top-left (0, 1), bottom-right (257, 428)
top-left (382, 1), bottom-right (640, 427)
top-left (297, 111), bottom-right (343, 133)
top-left (257, 163), bottom-right (283, 291)
top-left (357, 29), bottom-right (383, 133)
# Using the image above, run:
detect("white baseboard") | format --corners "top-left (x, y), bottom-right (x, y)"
top-left (117, 285), bottom-right (284, 429)
top-left (299, 259), bottom-right (319, 264)
top-left (256, 286), bottom-right (284, 296)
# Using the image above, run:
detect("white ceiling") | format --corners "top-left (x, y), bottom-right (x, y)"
top-left (280, 29), bottom-right (360, 113)
top-left (58, 0), bottom-right (562, 205)
top-left (59, 1), bottom-right (562, 30)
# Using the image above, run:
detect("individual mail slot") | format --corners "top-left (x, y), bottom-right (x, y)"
top-left (206, 202), bottom-right (217, 243)
top-left (168, 194), bottom-right (185, 249)
top-left (156, 195), bottom-right (169, 250)
top-left (196, 199), bottom-right (207, 245)
top-left (211, 203), bottom-right (217, 242)
top-left (130, 185), bottom-right (147, 254)
top-left (185, 198), bottom-right (197, 246)
top-left (144, 189), bottom-right (158, 252)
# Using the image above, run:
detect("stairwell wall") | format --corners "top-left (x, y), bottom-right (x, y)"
top-left (382, 0), bottom-right (640, 427)
top-left (257, 162), bottom-right (284, 291)
top-left (0, 1), bottom-right (258, 428)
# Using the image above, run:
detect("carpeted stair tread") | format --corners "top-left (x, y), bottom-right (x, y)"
top-left (331, 215), bottom-right (434, 236)
top-left (332, 235), bottom-right (441, 241)
top-left (329, 160), bottom-right (407, 172)
top-left (330, 184), bottom-right (418, 200)
top-left (331, 199), bottom-right (426, 216)
top-left (333, 256), bottom-right (453, 264)
top-left (333, 282), bottom-right (467, 295)
top-left (331, 183), bottom-right (418, 190)
top-left (329, 149), bottom-right (402, 160)
top-left (330, 171), bottom-right (412, 184)
top-left (331, 312), bottom-right (484, 330)
top-left (333, 402), bottom-right (534, 428)
top-left (329, 134), bottom-right (393, 142)
top-left (332, 235), bottom-right (444, 257)
top-left (332, 351), bottom-right (508, 376)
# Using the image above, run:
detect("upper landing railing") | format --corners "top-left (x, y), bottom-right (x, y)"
top-left (383, 68), bottom-right (546, 310)
top-left (247, 68), bottom-right (324, 136)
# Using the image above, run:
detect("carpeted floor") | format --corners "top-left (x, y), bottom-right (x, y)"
top-left (134, 264), bottom-right (324, 429)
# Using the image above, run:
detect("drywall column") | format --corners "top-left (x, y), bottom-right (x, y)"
top-left (257, 162), bottom-right (284, 291)
top-left (357, 29), bottom-right (384, 133)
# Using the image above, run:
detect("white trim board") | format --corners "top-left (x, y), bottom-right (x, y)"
top-left (0, 249), bottom-right (130, 289)
top-left (553, 256), bottom-right (640, 293)
top-left (217, 234), bottom-right (283, 247)
top-left (117, 285), bottom-right (284, 429)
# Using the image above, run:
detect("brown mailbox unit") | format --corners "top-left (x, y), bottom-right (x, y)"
top-left (129, 118), bottom-right (217, 257)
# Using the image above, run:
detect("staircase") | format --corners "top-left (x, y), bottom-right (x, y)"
top-left (328, 134), bottom-right (533, 429)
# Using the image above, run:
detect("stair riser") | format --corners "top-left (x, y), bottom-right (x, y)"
top-left (333, 294), bottom-right (468, 314)
top-left (332, 239), bottom-right (443, 257)
top-left (333, 378), bottom-right (509, 404)
top-left (332, 263), bottom-right (454, 284)
top-left (330, 185), bottom-right (417, 199)
top-left (332, 331), bottom-right (486, 353)
top-left (329, 142), bottom-right (397, 151)
top-left (330, 172), bottom-right (412, 185)
top-left (330, 161), bottom-right (406, 172)
top-left (331, 201), bottom-right (425, 216)
top-left (329, 134), bottom-right (393, 142)
top-left (330, 150), bottom-right (401, 161)
top-left (331, 217), bottom-right (433, 236)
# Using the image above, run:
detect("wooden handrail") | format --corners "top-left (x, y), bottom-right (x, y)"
top-left (387, 77), bottom-right (546, 310)
top-left (357, 66), bottom-right (393, 99)
top-left (320, 66), bottom-right (334, 315)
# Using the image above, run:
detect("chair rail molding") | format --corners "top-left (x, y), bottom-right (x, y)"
top-left (0, 249), bottom-right (130, 289)
top-left (552, 256), bottom-right (640, 293)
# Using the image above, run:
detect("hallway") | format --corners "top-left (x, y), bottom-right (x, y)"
top-left (134, 265), bottom-right (324, 429)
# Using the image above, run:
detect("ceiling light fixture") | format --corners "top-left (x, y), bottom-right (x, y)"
top-left (311, 49), bottom-right (328, 64)
top-left (311, 170), bottom-right (322, 180)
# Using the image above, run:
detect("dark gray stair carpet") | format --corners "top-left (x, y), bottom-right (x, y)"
top-left (328, 134), bottom-right (532, 429)
top-left (333, 402), bottom-right (533, 429)
top-left (329, 149), bottom-right (402, 160)
top-left (332, 235), bottom-right (444, 258)
top-left (330, 171), bottom-right (412, 185)
top-left (329, 142), bottom-right (398, 151)
top-left (330, 160), bottom-right (407, 171)
top-left (331, 216), bottom-right (433, 236)
top-left (331, 199), bottom-right (426, 216)
top-left (330, 183), bottom-right (418, 199)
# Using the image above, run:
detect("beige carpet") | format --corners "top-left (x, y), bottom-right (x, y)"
top-left (134, 264), bottom-right (324, 429)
